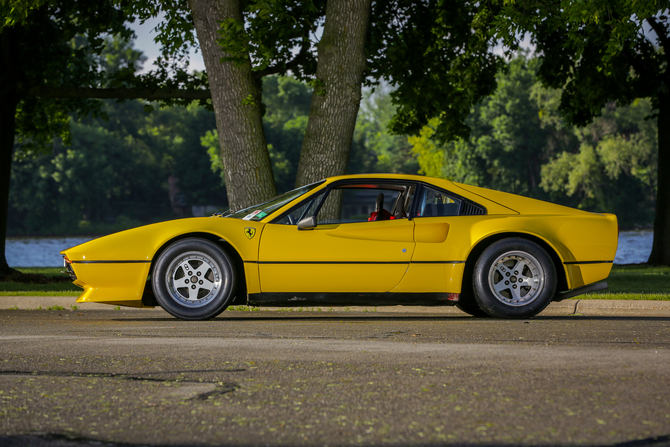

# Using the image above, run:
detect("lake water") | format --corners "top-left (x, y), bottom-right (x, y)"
top-left (7, 237), bottom-right (94, 268)
top-left (6, 230), bottom-right (654, 267)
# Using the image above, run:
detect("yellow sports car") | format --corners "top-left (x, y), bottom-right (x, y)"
top-left (61, 174), bottom-right (618, 320)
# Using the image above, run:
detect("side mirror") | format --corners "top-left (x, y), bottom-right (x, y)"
top-left (297, 216), bottom-right (317, 230)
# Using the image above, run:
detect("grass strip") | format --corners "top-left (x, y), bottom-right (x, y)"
top-left (579, 293), bottom-right (670, 301)
top-left (1, 290), bottom-right (80, 296)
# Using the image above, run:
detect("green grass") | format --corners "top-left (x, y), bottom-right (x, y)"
top-left (578, 265), bottom-right (670, 300)
top-left (16, 267), bottom-right (67, 275)
top-left (0, 267), bottom-right (81, 295)
top-left (594, 265), bottom-right (670, 293)
top-left (2, 265), bottom-right (668, 300)
top-left (1, 290), bottom-right (80, 296)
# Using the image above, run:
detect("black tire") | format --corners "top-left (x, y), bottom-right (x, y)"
top-left (152, 238), bottom-right (236, 320)
top-left (456, 296), bottom-right (490, 317)
top-left (473, 238), bottom-right (556, 318)
top-left (455, 269), bottom-right (489, 317)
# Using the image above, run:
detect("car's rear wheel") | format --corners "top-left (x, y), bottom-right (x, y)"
top-left (152, 238), bottom-right (236, 320)
top-left (455, 272), bottom-right (490, 317)
top-left (473, 238), bottom-right (556, 318)
top-left (455, 296), bottom-right (490, 317)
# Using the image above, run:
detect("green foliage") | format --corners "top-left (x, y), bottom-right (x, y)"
top-left (9, 99), bottom-right (226, 236)
top-left (492, 0), bottom-right (668, 125)
top-left (369, 0), bottom-right (502, 142)
top-left (200, 75), bottom-right (420, 192)
top-left (407, 119), bottom-right (444, 179)
top-left (540, 99), bottom-right (657, 224)
top-left (119, 1), bottom-right (207, 99)
top-left (215, 0), bottom-right (321, 79)
top-left (409, 55), bottom-right (657, 227)
top-left (211, 0), bottom-right (504, 145)
top-left (3, 2), bottom-right (138, 154)
top-left (352, 86), bottom-right (419, 175)
top-left (411, 55), bottom-right (557, 197)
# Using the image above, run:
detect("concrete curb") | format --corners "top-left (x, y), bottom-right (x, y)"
top-left (1, 296), bottom-right (670, 316)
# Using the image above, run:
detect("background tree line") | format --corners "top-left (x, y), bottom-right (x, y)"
top-left (410, 55), bottom-right (658, 229)
top-left (1, 0), bottom-right (501, 273)
top-left (8, 53), bottom-right (657, 236)
top-left (3, 0), bottom-right (669, 268)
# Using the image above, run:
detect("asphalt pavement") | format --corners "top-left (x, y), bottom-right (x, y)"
top-left (1, 303), bottom-right (670, 447)
top-left (2, 295), bottom-right (670, 316)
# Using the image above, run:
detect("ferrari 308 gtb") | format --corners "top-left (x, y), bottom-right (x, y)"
top-left (61, 174), bottom-right (618, 320)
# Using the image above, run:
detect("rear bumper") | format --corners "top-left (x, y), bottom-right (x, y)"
top-left (564, 261), bottom-right (613, 289)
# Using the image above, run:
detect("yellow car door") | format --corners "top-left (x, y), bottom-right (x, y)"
top-left (258, 183), bottom-right (416, 293)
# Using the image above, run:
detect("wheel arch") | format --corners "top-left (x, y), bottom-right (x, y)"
top-left (463, 232), bottom-right (568, 296)
top-left (142, 232), bottom-right (247, 307)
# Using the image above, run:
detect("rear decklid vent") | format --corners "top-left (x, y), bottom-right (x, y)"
top-left (461, 201), bottom-right (486, 216)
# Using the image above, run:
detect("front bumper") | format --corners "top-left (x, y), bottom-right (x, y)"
top-left (62, 256), bottom-right (77, 281)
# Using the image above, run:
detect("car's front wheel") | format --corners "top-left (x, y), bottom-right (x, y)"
top-left (473, 238), bottom-right (556, 318)
top-left (152, 238), bottom-right (236, 320)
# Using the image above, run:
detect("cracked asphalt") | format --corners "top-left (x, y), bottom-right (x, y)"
top-left (1, 308), bottom-right (670, 446)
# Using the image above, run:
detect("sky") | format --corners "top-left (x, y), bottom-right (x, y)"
top-left (129, 16), bottom-right (206, 73)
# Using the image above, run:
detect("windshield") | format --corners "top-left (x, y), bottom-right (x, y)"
top-left (225, 180), bottom-right (325, 221)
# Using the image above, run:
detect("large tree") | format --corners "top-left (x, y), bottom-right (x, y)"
top-left (187, 0), bottom-right (374, 207)
top-left (181, 0), bottom-right (502, 206)
top-left (1, 1), bottom-right (132, 275)
top-left (493, 0), bottom-right (670, 265)
top-left (2, 0), bottom-right (504, 273)
top-left (0, 1), bottom-right (208, 275)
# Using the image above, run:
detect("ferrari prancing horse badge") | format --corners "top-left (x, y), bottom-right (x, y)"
top-left (244, 227), bottom-right (256, 240)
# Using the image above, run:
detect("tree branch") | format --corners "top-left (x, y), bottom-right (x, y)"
top-left (621, 47), bottom-right (651, 80)
top-left (253, 37), bottom-right (312, 79)
top-left (26, 87), bottom-right (211, 100)
top-left (646, 16), bottom-right (670, 54)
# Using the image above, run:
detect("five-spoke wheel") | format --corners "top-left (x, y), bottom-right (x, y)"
top-left (152, 238), bottom-right (236, 320)
top-left (473, 238), bottom-right (556, 318)
top-left (166, 252), bottom-right (222, 307)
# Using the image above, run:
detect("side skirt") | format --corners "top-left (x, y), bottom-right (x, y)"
top-left (248, 292), bottom-right (459, 307)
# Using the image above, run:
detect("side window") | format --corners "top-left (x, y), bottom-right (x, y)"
top-left (415, 186), bottom-right (461, 218)
top-left (317, 187), bottom-right (403, 224)
top-left (274, 191), bottom-right (325, 225)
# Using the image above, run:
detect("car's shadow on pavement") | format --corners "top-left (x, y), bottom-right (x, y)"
top-left (110, 314), bottom-right (670, 322)
top-left (2, 433), bottom-right (670, 447)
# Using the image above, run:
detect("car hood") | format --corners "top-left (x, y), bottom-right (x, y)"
top-left (60, 217), bottom-right (264, 262)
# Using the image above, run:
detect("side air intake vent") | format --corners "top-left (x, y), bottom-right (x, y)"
top-left (461, 201), bottom-right (486, 216)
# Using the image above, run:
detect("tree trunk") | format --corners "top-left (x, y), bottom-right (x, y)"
top-left (648, 94), bottom-right (670, 265)
top-left (294, 0), bottom-right (372, 187)
top-left (189, 0), bottom-right (276, 211)
top-left (0, 26), bottom-right (19, 275)
top-left (0, 97), bottom-right (18, 275)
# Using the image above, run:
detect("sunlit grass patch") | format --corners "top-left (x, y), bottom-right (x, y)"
top-left (0, 267), bottom-right (80, 294)
top-left (580, 293), bottom-right (670, 301)
top-left (0, 286), bottom-right (80, 295)
top-left (227, 305), bottom-right (261, 312)
top-left (593, 265), bottom-right (670, 295)
top-left (16, 267), bottom-right (65, 275)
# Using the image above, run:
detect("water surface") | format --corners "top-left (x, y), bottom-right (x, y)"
top-left (7, 237), bottom-right (94, 268)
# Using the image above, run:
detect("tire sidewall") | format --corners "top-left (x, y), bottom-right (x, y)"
top-left (152, 238), bottom-right (236, 320)
top-left (473, 238), bottom-right (556, 318)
